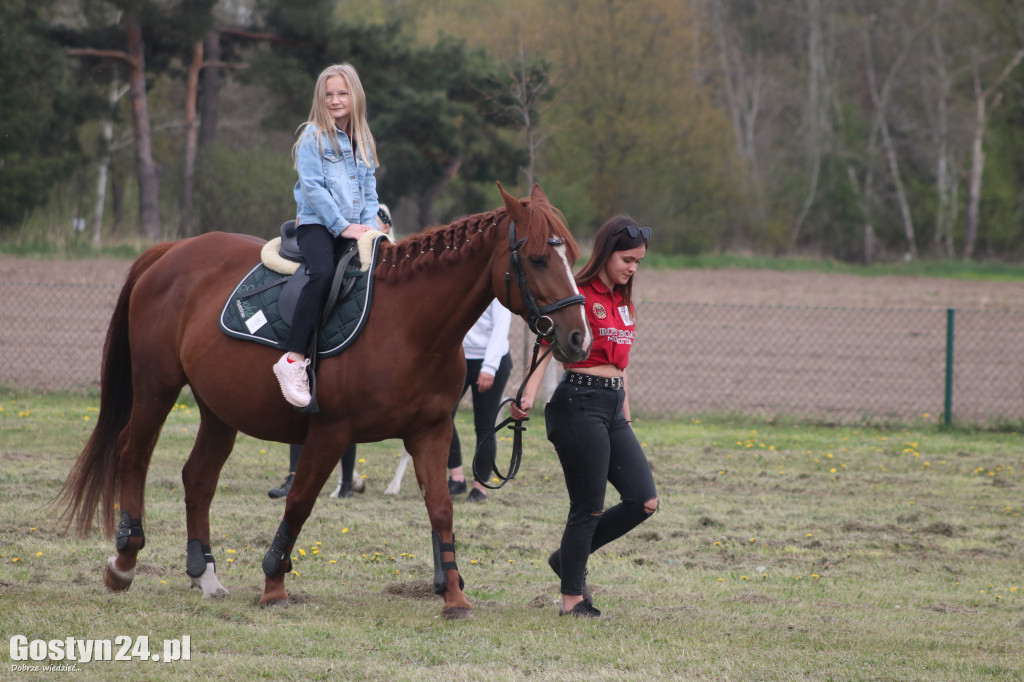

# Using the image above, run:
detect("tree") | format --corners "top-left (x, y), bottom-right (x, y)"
top-left (0, 0), bottom-right (86, 230)
top-left (964, 45), bottom-right (1024, 259)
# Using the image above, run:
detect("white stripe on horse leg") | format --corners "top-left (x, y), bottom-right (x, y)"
top-left (189, 562), bottom-right (229, 598)
top-left (384, 449), bottom-right (412, 495)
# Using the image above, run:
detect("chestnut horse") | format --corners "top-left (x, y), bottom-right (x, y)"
top-left (56, 184), bottom-right (590, 619)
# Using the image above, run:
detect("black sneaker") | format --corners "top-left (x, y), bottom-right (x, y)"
top-left (267, 473), bottom-right (294, 499)
top-left (467, 488), bottom-right (487, 503)
top-left (336, 481), bottom-right (354, 498)
top-left (547, 549), bottom-right (593, 604)
top-left (560, 601), bottom-right (602, 618)
top-left (447, 478), bottom-right (467, 497)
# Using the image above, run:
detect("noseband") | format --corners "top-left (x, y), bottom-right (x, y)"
top-left (504, 219), bottom-right (585, 336)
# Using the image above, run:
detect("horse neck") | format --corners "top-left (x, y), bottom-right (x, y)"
top-left (379, 214), bottom-right (507, 348)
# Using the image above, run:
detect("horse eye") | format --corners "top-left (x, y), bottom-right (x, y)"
top-left (547, 238), bottom-right (564, 246)
top-left (528, 256), bottom-right (547, 267)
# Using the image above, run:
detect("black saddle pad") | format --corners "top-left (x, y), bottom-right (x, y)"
top-left (219, 236), bottom-right (383, 358)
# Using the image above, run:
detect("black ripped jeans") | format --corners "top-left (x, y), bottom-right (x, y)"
top-left (544, 381), bottom-right (657, 596)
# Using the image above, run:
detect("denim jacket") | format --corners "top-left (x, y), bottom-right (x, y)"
top-left (293, 125), bottom-right (379, 237)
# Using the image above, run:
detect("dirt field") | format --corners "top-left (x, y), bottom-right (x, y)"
top-left (3, 255), bottom-right (1024, 309)
top-left (3, 256), bottom-right (1023, 422)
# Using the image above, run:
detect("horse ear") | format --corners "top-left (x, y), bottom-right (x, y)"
top-left (530, 183), bottom-right (550, 206)
top-left (497, 182), bottom-right (526, 221)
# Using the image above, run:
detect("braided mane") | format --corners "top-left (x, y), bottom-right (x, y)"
top-left (373, 197), bottom-right (579, 283)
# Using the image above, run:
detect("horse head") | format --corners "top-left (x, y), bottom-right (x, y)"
top-left (497, 183), bottom-right (592, 364)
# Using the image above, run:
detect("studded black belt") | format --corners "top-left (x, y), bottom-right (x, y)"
top-left (561, 371), bottom-right (623, 390)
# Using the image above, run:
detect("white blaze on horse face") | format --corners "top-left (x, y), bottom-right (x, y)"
top-left (553, 242), bottom-right (593, 350)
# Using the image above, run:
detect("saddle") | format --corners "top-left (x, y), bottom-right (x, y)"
top-left (219, 221), bottom-right (386, 359)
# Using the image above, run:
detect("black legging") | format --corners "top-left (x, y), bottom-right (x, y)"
top-left (544, 381), bottom-right (657, 596)
top-left (289, 443), bottom-right (356, 484)
top-left (448, 354), bottom-right (513, 482)
top-left (283, 223), bottom-right (350, 355)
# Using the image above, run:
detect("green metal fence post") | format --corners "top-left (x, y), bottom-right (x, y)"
top-left (944, 308), bottom-right (955, 426)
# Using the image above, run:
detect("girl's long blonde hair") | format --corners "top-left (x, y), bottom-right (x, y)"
top-left (292, 63), bottom-right (379, 169)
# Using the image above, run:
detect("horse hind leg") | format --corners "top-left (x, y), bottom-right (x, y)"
top-left (104, 388), bottom-right (181, 592)
top-left (181, 407), bottom-right (237, 598)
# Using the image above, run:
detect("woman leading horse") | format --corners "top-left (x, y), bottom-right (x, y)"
top-left (56, 184), bottom-right (589, 619)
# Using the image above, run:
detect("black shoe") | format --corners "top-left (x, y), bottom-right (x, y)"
top-left (467, 488), bottom-right (487, 503)
top-left (548, 549), bottom-right (593, 605)
top-left (560, 601), bottom-right (603, 618)
top-left (337, 481), bottom-right (354, 498)
top-left (267, 473), bottom-right (294, 499)
top-left (447, 478), bottom-right (467, 497)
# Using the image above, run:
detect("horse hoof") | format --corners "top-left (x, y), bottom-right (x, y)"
top-left (104, 556), bottom-right (135, 592)
top-left (258, 597), bottom-right (290, 608)
top-left (189, 565), bottom-right (230, 598)
top-left (352, 476), bottom-right (366, 494)
top-left (441, 607), bottom-right (473, 620)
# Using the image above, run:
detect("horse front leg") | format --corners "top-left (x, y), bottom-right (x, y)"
top-left (408, 429), bottom-right (473, 620)
top-left (181, 411), bottom-right (237, 598)
top-left (258, 439), bottom-right (341, 607)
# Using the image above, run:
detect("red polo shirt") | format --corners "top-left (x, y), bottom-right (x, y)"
top-left (566, 278), bottom-right (636, 371)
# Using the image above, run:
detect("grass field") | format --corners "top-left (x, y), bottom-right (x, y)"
top-left (1, 390), bottom-right (1022, 680)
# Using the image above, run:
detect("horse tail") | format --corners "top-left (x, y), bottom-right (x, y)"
top-left (55, 242), bottom-right (175, 538)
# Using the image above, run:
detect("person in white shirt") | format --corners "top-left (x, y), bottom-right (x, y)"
top-left (446, 299), bottom-right (513, 503)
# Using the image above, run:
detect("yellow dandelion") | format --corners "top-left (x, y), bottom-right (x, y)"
top-left (342, 528), bottom-right (349, 533)
top-left (161, 580), bottom-right (167, 584)
top-left (329, 560), bottom-right (337, 564)
top-left (35, 552), bottom-right (42, 557)
top-left (298, 548), bottom-right (306, 557)
top-left (811, 574), bottom-right (820, 579)
top-left (717, 578), bottom-right (724, 582)
top-left (226, 549), bottom-right (236, 554)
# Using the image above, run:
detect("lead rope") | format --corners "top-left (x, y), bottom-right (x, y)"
top-left (472, 334), bottom-right (552, 490)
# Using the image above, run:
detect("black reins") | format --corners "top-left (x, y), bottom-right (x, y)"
top-left (471, 217), bottom-right (584, 489)
top-left (472, 336), bottom-right (551, 490)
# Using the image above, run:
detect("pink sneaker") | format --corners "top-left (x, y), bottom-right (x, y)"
top-left (273, 353), bottom-right (311, 407)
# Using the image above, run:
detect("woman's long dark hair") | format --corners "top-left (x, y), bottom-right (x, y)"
top-left (575, 214), bottom-right (648, 312)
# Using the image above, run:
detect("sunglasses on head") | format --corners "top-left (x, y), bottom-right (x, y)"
top-left (616, 225), bottom-right (651, 240)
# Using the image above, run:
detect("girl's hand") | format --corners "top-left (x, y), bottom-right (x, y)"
top-left (510, 396), bottom-right (533, 420)
top-left (341, 223), bottom-right (373, 239)
top-left (476, 371), bottom-right (495, 392)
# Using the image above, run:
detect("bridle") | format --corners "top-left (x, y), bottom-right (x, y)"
top-left (504, 218), bottom-right (584, 337)
top-left (471, 217), bottom-right (585, 489)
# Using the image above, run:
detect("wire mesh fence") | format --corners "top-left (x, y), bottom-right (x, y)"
top-left (509, 302), bottom-right (1024, 426)
top-left (3, 279), bottom-right (1023, 426)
